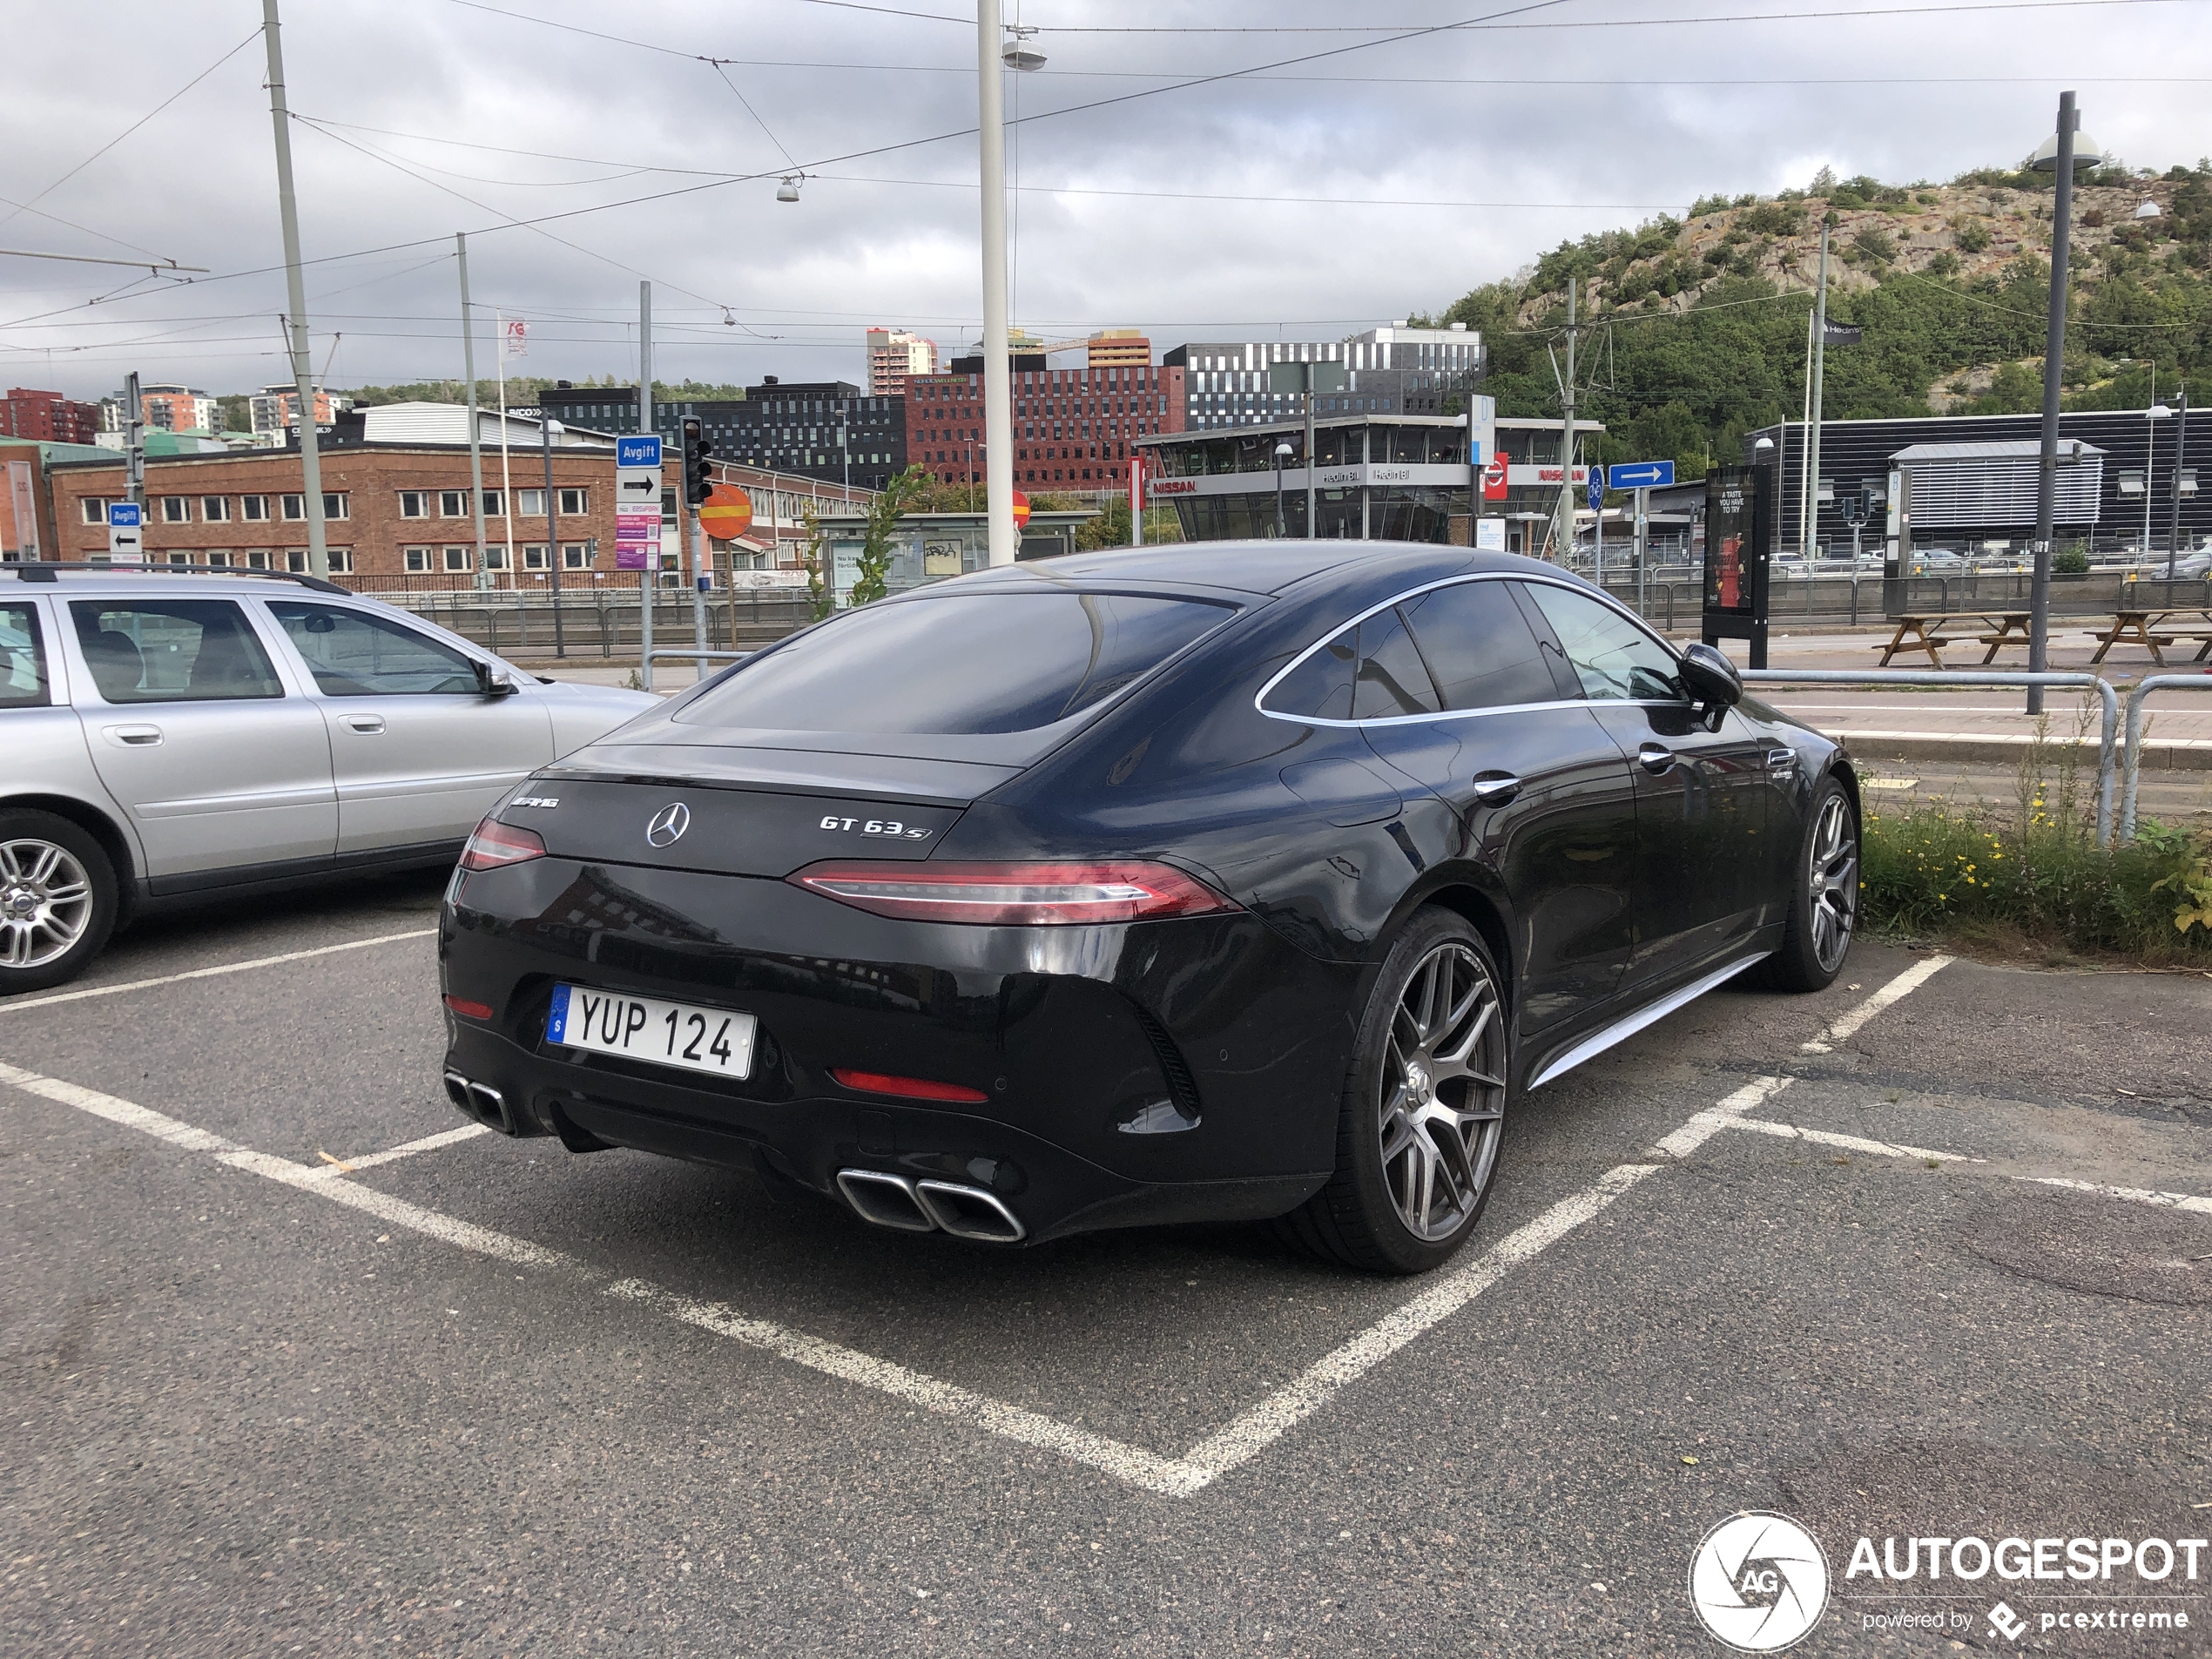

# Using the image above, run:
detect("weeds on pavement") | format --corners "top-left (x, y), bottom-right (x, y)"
top-left (1859, 707), bottom-right (2212, 961)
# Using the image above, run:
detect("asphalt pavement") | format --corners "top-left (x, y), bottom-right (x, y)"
top-left (3, 878), bottom-right (2209, 1656)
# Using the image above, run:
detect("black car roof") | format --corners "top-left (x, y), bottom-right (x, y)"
top-left (964, 541), bottom-right (1572, 598)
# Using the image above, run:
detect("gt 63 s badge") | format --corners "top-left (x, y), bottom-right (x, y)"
top-left (820, 816), bottom-right (931, 841)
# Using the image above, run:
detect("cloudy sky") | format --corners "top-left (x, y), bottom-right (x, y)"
top-left (3, 0), bottom-right (2207, 403)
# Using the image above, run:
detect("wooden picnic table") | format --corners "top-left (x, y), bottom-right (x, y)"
top-left (1872, 610), bottom-right (2034, 669)
top-left (2087, 608), bottom-right (2212, 667)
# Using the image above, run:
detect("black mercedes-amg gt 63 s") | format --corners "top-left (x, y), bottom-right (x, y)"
top-left (438, 543), bottom-right (1858, 1273)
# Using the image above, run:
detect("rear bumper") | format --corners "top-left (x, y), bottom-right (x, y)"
top-left (437, 857), bottom-right (1354, 1243)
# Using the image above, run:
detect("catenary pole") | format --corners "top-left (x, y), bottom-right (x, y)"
top-left (638, 281), bottom-right (655, 691)
top-left (1555, 277), bottom-right (1578, 562)
top-left (2028, 90), bottom-right (2080, 717)
top-left (261, 0), bottom-right (327, 581)
top-left (542, 413), bottom-right (564, 658)
top-left (1807, 220), bottom-right (1831, 563)
top-left (978, 0), bottom-right (1016, 564)
top-left (457, 233), bottom-right (489, 590)
top-left (1797, 302), bottom-right (1815, 555)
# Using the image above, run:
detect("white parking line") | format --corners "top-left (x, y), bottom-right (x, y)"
top-left (606, 1278), bottom-right (1211, 1497)
top-left (1800, 954), bottom-right (1952, 1054)
top-left (0, 928), bottom-right (437, 1015)
top-left (2014, 1176), bottom-right (2212, 1216)
top-left (1728, 1117), bottom-right (1984, 1163)
top-left (299, 1123), bottom-right (490, 1180)
top-left (0, 950), bottom-right (1971, 1498)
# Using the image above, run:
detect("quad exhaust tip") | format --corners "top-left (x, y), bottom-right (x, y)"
top-left (836, 1168), bottom-right (1026, 1244)
top-left (442, 1069), bottom-right (515, 1135)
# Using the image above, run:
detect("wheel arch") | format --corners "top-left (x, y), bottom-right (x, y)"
top-left (1394, 873), bottom-right (1516, 1020)
top-left (0, 792), bottom-right (138, 917)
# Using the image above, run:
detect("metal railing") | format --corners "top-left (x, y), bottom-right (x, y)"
top-left (1742, 669), bottom-right (2120, 846)
top-left (2120, 675), bottom-right (2212, 841)
top-left (641, 648), bottom-right (749, 691)
top-left (1606, 574), bottom-right (2212, 631)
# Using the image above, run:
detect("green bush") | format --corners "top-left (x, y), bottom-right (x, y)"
top-left (1858, 727), bottom-right (2212, 958)
top-left (2054, 544), bottom-right (2091, 575)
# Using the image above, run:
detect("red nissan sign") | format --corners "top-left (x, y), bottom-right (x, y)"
top-left (1483, 451), bottom-right (1511, 501)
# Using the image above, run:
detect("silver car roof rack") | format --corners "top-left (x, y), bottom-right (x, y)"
top-left (0, 560), bottom-right (350, 597)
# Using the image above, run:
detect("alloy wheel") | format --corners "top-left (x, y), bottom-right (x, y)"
top-left (1809, 792), bottom-right (1858, 974)
top-left (0, 838), bottom-right (94, 971)
top-left (1378, 941), bottom-right (1507, 1243)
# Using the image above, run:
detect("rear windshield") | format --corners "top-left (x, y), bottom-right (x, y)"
top-left (676, 590), bottom-right (1231, 736)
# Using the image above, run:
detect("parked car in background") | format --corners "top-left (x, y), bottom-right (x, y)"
top-left (1, 565), bottom-right (655, 993)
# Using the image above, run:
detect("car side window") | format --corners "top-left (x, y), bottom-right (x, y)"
top-left (1351, 606), bottom-right (1442, 719)
top-left (1264, 625), bottom-right (1357, 721)
top-left (1398, 582), bottom-right (1560, 711)
top-left (1520, 583), bottom-right (1684, 702)
top-left (0, 602), bottom-right (51, 710)
top-left (266, 600), bottom-right (482, 696)
top-left (68, 599), bottom-right (283, 704)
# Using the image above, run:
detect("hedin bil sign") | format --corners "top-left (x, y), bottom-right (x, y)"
top-left (1702, 463), bottom-right (1772, 666)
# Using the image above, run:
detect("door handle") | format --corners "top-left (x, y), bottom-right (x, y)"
top-left (340, 714), bottom-right (386, 734)
top-left (1637, 743), bottom-right (1676, 774)
top-left (1469, 772), bottom-right (1522, 806)
top-left (1765, 747), bottom-right (1798, 773)
top-left (103, 724), bottom-right (163, 747)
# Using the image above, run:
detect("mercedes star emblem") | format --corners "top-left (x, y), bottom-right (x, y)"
top-left (645, 802), bottom-right (691, 847)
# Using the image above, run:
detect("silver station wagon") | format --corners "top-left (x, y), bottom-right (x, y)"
top-left (1, 564), bottom-right (654, 993)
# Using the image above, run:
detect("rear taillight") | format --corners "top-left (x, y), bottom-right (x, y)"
top-left (789, 860), bottom-right (1238, 926)
top-left (459, 818), bottom-right (546, 872)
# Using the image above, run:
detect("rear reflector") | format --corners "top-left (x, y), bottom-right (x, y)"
top-left (831, 1069), bottom-right (990, 1104)
top-left (459, 817), bottom-right (546, 872)
top-left (442, 994), bottom-right (494, 1022)
top-left (790, 860), bottom-right (1238, 926)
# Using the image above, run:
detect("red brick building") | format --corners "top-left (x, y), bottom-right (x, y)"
top-left (44, 442), bottom-right (618, 589)
top-left (1, 388), bottom-right (101, 446)
top-left (903, 362), bottom-right (1184, 489)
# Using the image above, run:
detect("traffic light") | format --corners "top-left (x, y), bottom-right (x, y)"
top-left (680, 416), bottom-right (715, 506)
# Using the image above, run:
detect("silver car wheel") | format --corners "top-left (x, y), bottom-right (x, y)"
top-left (1379, 941), bottom-right (1507, 1244)
top-left (1809, 792), bottom-right (1858, 974)
top-left (0, 837), bottom-right (95, 971)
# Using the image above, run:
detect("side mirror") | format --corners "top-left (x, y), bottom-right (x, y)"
top-left (475, 661), bottom-right (519, 698)
top-left (1677, 641), bottom-right (1743, 708)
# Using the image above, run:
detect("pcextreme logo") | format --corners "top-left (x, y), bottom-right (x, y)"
top-left (1689, 1512), bottom-right (1831, 1652)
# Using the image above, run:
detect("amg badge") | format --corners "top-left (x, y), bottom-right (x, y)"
top-left (819, 815), bottom-right (932, 840)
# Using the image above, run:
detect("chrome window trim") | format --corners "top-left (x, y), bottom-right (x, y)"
top-left (1253, 570), bottom-right (1689, 730)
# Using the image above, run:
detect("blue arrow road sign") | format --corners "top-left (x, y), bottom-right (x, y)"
top-left (617, 435), bottom-right (663, 468)
top-left (1607, 460), bottom-right (1676, 491)
top-left (107, 502), bottom-right (142, 528)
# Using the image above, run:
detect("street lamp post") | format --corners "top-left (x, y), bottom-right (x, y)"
top-left (2026, 91), bottom-right (2103, 715)
top-left (1273, 442), bottom-right (1293, 537)
top-left (2169, 388), bottom-right (2191, 581)
top-left (2145, 401), bottom-right (2172, 557)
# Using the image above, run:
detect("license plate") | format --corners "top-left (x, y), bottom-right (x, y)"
top-left (547, 983), bottom-right (756, 1081)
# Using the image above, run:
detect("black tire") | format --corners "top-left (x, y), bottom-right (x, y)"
top-left (1278, 907), bottom-right (1513, 1275)
top-left (0, 809), bottom-right (118, 996)
top-left (1758, 775), bottom-right (1859, 994)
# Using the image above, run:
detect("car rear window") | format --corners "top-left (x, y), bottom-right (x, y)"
top-left (675, 590), bottom-right (1232, 736)
top-left (0, 603), bottom-right (49, 710)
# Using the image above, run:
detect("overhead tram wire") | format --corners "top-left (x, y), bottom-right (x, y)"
top-left (12, 0), bottom-right (2190, 337)
top-left (0, 27), bottom-right (262, 246)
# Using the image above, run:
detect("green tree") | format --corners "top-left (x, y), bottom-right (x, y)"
top-left (846, 464), bottom-right (931, 607)
top-left (797, 506), bottom-right (833, 621)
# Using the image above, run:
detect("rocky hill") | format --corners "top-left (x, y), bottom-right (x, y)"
top-left (1432, 164), bottom-right (2212, 476)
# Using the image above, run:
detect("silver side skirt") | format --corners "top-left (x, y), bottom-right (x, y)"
top-left (1526, 950), bottom-right (1772, 1091)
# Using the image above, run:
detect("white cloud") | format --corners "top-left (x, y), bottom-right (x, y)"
top-left (2, 0), bottom-right (2204, 399)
